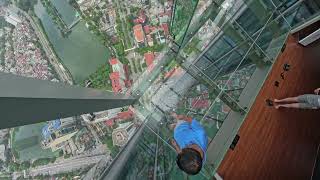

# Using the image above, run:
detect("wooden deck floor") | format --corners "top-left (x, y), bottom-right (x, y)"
top-left (217, 35), bottom-right (320, 180)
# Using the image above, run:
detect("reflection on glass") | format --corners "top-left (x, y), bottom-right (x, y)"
top-left (283, 0), bottom-right (320, 28)
top-left (171, 0), bottom-right (199, 45)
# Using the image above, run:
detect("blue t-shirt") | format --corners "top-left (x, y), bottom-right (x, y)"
top-left (174, 119), bottom-right (208, 162)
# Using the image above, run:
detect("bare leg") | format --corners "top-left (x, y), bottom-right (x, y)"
top-left (275, 103), bottom-right (302, 109)
top-left (274, 96), bottom-right (299, 103)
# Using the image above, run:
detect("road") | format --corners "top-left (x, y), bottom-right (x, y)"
top-left (10, 5), bottom-right (74, 85)
top-left (13, 155), bottom-right (109, 179)
top-left (115, 0), bottom-right (135, 50)
top-left (86, 124), bottom-right (102, 145)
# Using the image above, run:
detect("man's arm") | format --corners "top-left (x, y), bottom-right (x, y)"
top-left (171, 139), bottom-right (181, 153)
top-left (171, 112), bottom-right (192, 123)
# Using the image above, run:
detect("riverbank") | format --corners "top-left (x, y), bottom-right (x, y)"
top-left (30, 12), bottom-right (74, 83)
top-left (34, 0), bottom-right (111, 84)
top-left (40, 0), bottom-right (71, 37)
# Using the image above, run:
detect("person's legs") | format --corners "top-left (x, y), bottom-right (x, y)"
top-left (275, 103), bottom-right (302, 109)
top-left (274, 96), bottom-right (299, 103)
top-left (275, 103), bottom-right (315, 109)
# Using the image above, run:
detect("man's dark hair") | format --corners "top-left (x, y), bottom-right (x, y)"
top-left (176, 148), bottom-right (202, 175)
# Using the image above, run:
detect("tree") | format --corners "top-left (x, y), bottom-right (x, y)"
top-left (103, 136), bottom-right (120, 157)
top-left (86, 63), bottom-right (112, 90)
top-left (58, 150), bottom-right (64, 157)
top-left (16, 0), bottom-right (37, 12)
top-left (32, 158), bottom-right (54, 167)
top-left (8, 162), bottom-right (20, 172)
top-left (114, 43), bottom-right (125, 56)
top-left (20, 161), bottom-right (30, 170)
top-left (64, 154), bottom-right (71, 159)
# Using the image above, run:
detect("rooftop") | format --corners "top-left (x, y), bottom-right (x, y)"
top-left (144, 52), bottom-right (155, 67)
top-left (109, 58), bottom-right (120, 65)
top-left (133, 24), bottom-right (145, 43)
top-left (117, 109), bottom-right (134, 120)
top-left (109, 72), bottom-right (122, 93)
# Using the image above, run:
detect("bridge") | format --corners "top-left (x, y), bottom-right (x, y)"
top-left (68, 17), bottom-right (81, 29)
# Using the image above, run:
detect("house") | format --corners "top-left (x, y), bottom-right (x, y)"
top-left (133, 24), bottom-right (145, 43)
top-left (109, 58), bottom-right (126, 79)
top-left (4, 10), bottom-right (21, 27)
top-left (104, 119), bottom-right (115, 127)
top-left (144, 25), bottom-right (151, 34)
top-left (133, 10), bottom-right (147, 24)
top-left (161, 23), bottom-right (170, 36)
top-left (116, 109), bottom-right (134, 121)
top-left (109, 58), bottom-right (129, 93)
top-left (191, 99), bottom-right (210, 109)
top-left (144, 52), bottom-right (155, 67)
top-left (110, 72), bottom-right (126, 93)
top-left (146, 34), bottom-right (154, 46)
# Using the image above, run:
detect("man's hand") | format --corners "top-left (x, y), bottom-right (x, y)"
top-left (171, 139), bottom-right (181, 153)
top-left (171, 112), bottom-right (178, 119)
top-left (171, 139), bottom-right (177, 146)
top-left (314, 88), bottom-right (320, 95)
top-left (171, 112), bottom-right (192, 123)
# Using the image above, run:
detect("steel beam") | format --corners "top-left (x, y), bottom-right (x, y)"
top-left (0, 73), bottom-right (136, 129)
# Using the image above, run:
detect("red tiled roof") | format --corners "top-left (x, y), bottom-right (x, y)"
top-left (133, 11), bottom-right (146, 24)
top-left (134, 18), bottom-right (143, 24)
top-left (161, 23), bottom-right (169, 36)
top-left (147, 63), bottom-right (155, 73)
top-left (104, 119), bottom-right (115, 127)
top-left (109, 58), bottom-right (119, 65)
top-left (144, 25), bottom-right (150, 34)
top-left (138, 10), bottom-right (147, 23)
top-left (164, 67), bottom-right (182, 79)
top-left (191, 99), bottom-right (210, 109)
top-left (109, 72), bottom-right (122, 93)
top-left (133, 24), bottom-right (145, 43)
top-left (144, 52), bottom-right (155, 67)
top-left (164, 68), bottom-right (176, 79)
top-left (150, 26), bottom-right (157, 33)
top-left (117, 109), bottom-right (134, 120)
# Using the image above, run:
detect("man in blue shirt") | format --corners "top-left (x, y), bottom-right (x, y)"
top-left (171, 112), bottom-right (208, 175)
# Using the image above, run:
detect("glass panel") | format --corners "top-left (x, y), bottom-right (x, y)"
top-left (255, 14), bottom-right (291, 60)
top-left (260, 0), bottom-right (298, 9)
top-left (283, 0), bottom-right (320, 28)
top-left (171, 0), bottom-right (199, 45)
top-left (237, 0), bottom-right (274, 37)
top-left (155, 133), bottom-right (187, 179)
top-left (179, 0), bottom-right (246, 59)
top-left (199, 95), bottom-right (233, 140)
top-left (116, 126), bottom-right (159, 179)
top-left (218, 47), bottom-right (260, 101)
top-left (211, 42), bottom-right (252, 87)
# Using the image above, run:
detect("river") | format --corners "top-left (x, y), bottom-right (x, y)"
top-left (34, 0), bottom-right (110, 83)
